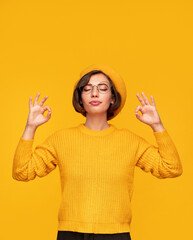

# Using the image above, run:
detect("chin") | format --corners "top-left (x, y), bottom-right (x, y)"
top-left (86, 109), bottom-right (109, 114)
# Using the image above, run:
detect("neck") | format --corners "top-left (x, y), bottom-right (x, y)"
top-left (84, 115), bottom-right (109, 131)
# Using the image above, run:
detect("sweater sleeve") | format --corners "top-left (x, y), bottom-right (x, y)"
top-left (12, 133), bottom-right (58, 182)
top-left (135, 129), bottom-right (183, 179)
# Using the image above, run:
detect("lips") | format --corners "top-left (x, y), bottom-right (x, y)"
top-left (90, 101), bottom-right (101, 105)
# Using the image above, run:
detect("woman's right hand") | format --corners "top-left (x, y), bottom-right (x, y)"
top-left (26, 92), bottom-right (52, 129)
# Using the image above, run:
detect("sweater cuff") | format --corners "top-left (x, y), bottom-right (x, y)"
top-left (153, 128), bottom-right (168, 139)
top-left (18, 137), bottom-right (34, 150)
top-left (20, 137), bottom-right (34, 142)
top-left (152, 128), bottom-right (178, 153)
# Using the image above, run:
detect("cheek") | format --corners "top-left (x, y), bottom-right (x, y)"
top-left (81, 95), bottom-right (89, 104)
top-left (103, 94), bottom-right (112, 102)
top-left (81, 94), bottom-right (86, 101)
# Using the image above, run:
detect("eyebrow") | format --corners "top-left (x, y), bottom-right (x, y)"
top-left (86, 82), bottom-right (109, 86)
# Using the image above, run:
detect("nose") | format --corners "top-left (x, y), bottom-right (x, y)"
top-left (91, 85), bottom-right (99, 97)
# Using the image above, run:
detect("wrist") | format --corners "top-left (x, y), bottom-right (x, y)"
top-left (150, 122), bottom-right (165, 132)
top-left (25, 124), bottom-right (37, 131)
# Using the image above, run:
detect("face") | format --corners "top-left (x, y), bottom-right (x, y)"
top-left (80, 73), bottom-right (114, 117)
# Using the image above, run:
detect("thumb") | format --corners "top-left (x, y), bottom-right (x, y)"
top-left (135, 112), bottom-right (143, 122)
top-left (42, 106), bottom-right (52, 121)
top-left (44, 111), bottom-right (52, 122)
top-left (135, 105), bottom-right (143, 122)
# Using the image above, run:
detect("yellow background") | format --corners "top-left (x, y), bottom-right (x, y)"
top-left (0, 0), bottom-right (192, 239)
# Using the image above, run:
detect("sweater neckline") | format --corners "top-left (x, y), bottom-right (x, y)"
top-left (77, 123), bottom-right (116, 136)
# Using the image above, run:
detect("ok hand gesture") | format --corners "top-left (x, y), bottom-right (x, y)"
top-left (135, 92), bottom-right (165, 132)
top-left (26, 92), bottom-right (52, 129)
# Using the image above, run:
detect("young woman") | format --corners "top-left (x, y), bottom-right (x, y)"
top-left (12, 64), bottom-right (183, 240)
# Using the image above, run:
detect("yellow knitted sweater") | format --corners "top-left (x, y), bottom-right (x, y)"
top-left (12, 123), bottom-right (183, 234)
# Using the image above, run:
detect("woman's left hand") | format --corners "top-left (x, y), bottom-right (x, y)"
top-left (135, 92), bottom-right (164, 131)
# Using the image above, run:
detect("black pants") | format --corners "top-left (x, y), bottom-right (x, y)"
top-left (57, 231), bottom-right (131, 240)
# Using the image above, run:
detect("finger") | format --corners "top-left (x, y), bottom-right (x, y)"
top-left (141, 92), bottom-right (150, 105)
top-left (44, 111), bottom-right (52, 121)
top-left (150, 95), bottom-right (156, 107)
top-left (135, 105), bottom-right (143, 114)
top-left (42, 105), bottom-right (51, 113)
top-left (136, 93), bottom-right (145, 106)
top-left (135, 112), bottom-right (143, 121)
top-left (135, 106), bottom-right (143, 121)
top-left (29, 96), bottom-right (32, 110)
top-left (34, 92), bottom-right (41, 106)
top-left (39, 95), bottom-right (48, 107)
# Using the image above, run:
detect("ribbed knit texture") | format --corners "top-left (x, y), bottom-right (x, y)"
top-left (12, 123), bottom-right (183, 234)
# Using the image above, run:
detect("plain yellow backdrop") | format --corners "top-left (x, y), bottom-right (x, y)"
top-left (0, 0), bottom-right (192, 239)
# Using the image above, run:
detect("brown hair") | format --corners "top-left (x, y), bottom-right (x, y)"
top-left (72, 70), bottom-right (122, 121)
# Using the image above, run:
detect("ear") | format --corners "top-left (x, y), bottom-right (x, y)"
top-left (111, 95), bottom-right (115, 104)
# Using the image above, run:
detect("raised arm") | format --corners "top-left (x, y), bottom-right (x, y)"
top-left (134, 92), bottom-right (183, 179)
top-left (12, 92), bottom-right (58, 182)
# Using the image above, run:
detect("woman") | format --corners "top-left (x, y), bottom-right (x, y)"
top-left (12, 64), bottom-right (183, 240)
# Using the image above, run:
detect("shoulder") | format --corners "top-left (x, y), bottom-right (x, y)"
top-left (115, 125), bottom-right (138, 137)
top-left (48, 125), bottom-right (80, 137)
top-left (114, 125), bottom-right (147, 143)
